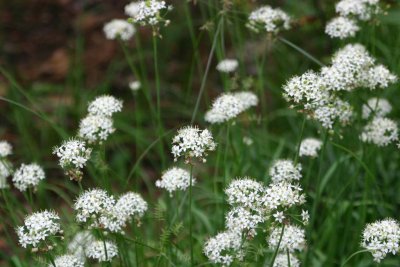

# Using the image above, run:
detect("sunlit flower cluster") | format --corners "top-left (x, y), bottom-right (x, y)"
top-left (67, 231), bottom-right (95, 261)
top-left (0, 140), bottom-right (13, 189)
top-left (362, 98), bottom-right (392, 119)
top-left (12, 163), bottom-right (45, 192)
top-left (203, 231), bottom-right (243, 266)
top-left (86, 240), bottom-right (118, 262)
top-left (156, 167), bottom-right (194, 195)
top-left (299, 138), bottom-right (322, 157)
top-left (360, 117), bottom-right (398, 146)
top-left (78, 115), bottom-right (115, 144)
top-left (87, 95), bottom-right (123, 117)
top-left (103, 19), bottom-right (136, 41)
top-left (273, 252), bottom-right (300, 267)
top-left (325, 16), bottom-right (359, 39)
top-left (268, 224), bottom-right (306, 252)
top-left (269, 160), bottom-right (302, 183)
top-left (0, 141), bottom-right (12, 157)
top-left (125, 0), bottom-right (169, 27)
top-left (49, 254), bottom-right (84, 267)
top-left (216, 59), bottom-right (239, 73)
top-left (247, 5), bottom-right (291, 34)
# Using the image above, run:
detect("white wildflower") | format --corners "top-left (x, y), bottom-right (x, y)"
top-left (301, 210), bottom-right (310, 225)
top-left (74, 189), bottom-right (115, 223)
top-left (273, 211), bottom-right (285, 223)
top-left (269, 160), bottom-right (302, 183)
top-left (273, 253), bottom-right (300, 267)
top-left (0, 160), bottom-right (12, 188)
top-left (78, 115), bottom-right (115, 144)
top-left (364, 65), bottom-right (398, 90)
top-left (171, 126), bottom-right (216, 163)
top-left (115, 192), bottom-right (148, 219)
top-left (67, 231), bottom-right (96, 261)
top-left (225, 207), bottom-right (264, 235)
top-left (16, 210), bottom-right (61, 249)
top-left (248, 5), bottom-right (291, 34)
top-left (299, 138), bottom-right (322, 157)
top-left (125, 0), bottom-right (168, 26)
top-left (86, 240), bottom-right (118, 262)
top-left (242, 136), bottom-right (254, 146)
top-left (362, 98), bottom-right (392, 119)
top-left (205, 94), bottom-right (243, 124)
top-left (263, 182), bottom-right (306, 210)
top-left (325, 16), bottom-right (360, 39)
top-left (216, 59), bottom-right (239, 73)
top-left (0, 141), bottom-right (12, 157)
top-left (12, 163), bottom-right (45, 192)
top-left (203, 231), bottom-right (243, 266)
top-left (313, 98), bottom-right (353, 129)
top-left (156, 167), bottom-right (194, 195)
top-left (103, 19), bottom-right (135, 41)
top-left (361, 218), bottom-right (400, 262)
top-left (268, 224), bottom-right (306, 252)
top-left (225, 178), bottom-right (265, 211)
top-left (129, 80), bottom-right (141, 91)
top-left (336, 0), bottom-right (380, 21)
top-left (50, 254), bottom-right (84, 267)
top-left (87, 95), bottom-right (123, 117)
top-left (360, 117), bottom-right (398, 146)
top-left (233, 91), bottom-right (259, 110)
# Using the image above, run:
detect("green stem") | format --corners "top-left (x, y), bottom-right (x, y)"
top-left (340, 249), bottom-right (369, 267)
top-left (278, 37), bottom-right (325, 67)
top-left (269, 224), bottom-right (285, 267)
top-left (189, 163), bottom-right (194, 266)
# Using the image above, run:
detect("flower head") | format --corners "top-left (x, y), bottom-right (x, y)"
top-left (0, 141), bottom-right (12, 157)
top-left (103, 19), bottom-right (136, 41)
top-left (263, 182), bottom-right (306, 210)
top-left (78, 115), bottom-right (115, 144)
top-left (225, 178), bottom-right (265, 211)
top-left (361, 218), bottom-right (400, 262)
top-left (171, 126), bottom-right (216, 163)
top-left (67, 231), bottom-right (95, 261)
top-left (363, 65), bottom-right (397, 90)
top-left (299, 138), bottom-right (322, 157)
top-left (216, 59), bottom-right (239, 73)
top-left (125, 0), bottom-right (168, 26)
top-left (225, 207), bottom-right (264, 236)
top-left (74, 189), bottom-right (115, 223)
top-left (362, 98), bottom-right (392, 119)
top-left (86, 240), bottom-right (118, 262)
top-left (336, 0), bottom-right (380, 21)
top-left (269, 160), bottom-right (302, 183)
top-left (49, 254), bottom-right (84, 267)
top-left (325, 16), bottom-right (359, 39)
top-left (248, 5), bottom-right (291, 34)
top-left (129, 80), bottom-right (141, 91)
top-left (12, 163), bottom-right (45, 192)
top-left (360, 117), bottom-right (398, 146)
top-left (268, 224), bottom-right (306, 252)
top-left (16, 210), bottom-right (61, 249)
top-left (0, 160), bottom-right (12, 189)
top-left (203, 231), bottom-right (243, 266)
top-left (87, 95), bottom-right (123, 117)
top-left (156, 167), bottom-right (194, 195)
top-left (273, 253), bottom-right (300, 267)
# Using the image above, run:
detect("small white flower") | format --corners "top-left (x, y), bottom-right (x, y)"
top-left (268, 224), bottom-right (306, 252)
top-left (74, 188), bottom-right (115, 223)
top-left (273, 211), bottom-right (285, 223)
top-left (225, 207), bottom-right (264, 236)
top-left (103, 19), bottom-right (136, 41)
top-left (242, 136), bottom-right (254, 146)
top-left (0, 141), bottom-right (12, 157)
top-left (301, 210), bottom-right (310, 225)
top-left (16, 210), bottom-right (61, 249)
top-left (50, 254), bottom-right (84, 267)
top-left (0, 160), bottom-right (13, 188)
top-left (299, 138), bottom-right (322, 157)
top-left (361, 218), bottom-right (400, 262)
top-left (86, 240), bottom-right (118, 262)
top-left (12, 163), bottom-right (45, 192)
top-left (360, 117), bottom-right (398, 146)
top-left (225, 178), bottom-right (265, 211)
top-left (129, 80), bottom-right (141, 91)
top-left (269, 160), bottom-right (302, 183)
top-left (325, 16), bottom-right (359, 39)
top-left (203, 231), bottom-right (243, 266)
top-left (362, 98), bottom-right (392, 119)
top-left (248, 5), bottom-right (291, 34)
top-left (364, 65), bottom-right (398, 90)
top-left (78, 114), bottom-right (115, 144)
top-left (263, 182), bottom-right (306, 210)
top-left (156, 167), bottom-right (194, 195)
top-left (125, 0), bottom-right (168, 26)
top-left (216, 59), bottom-right (239, 73)
top-left (273, 253), bottom-right (300, 267)
top-left (87, 95), bottom-right (123, 117)
top-left (233, 91), bottom-right (259, 110)
top-left (115, 191), bottom-right (148, 219)
top-left (171, 126), bottom-right (216, 163)
top-left (336, 0), bottom-right (380, 21)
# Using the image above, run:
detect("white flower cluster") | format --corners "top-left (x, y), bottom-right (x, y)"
top-left (78, 115), bottom-right (115, 144)
top-left (247, 5), bottom-right (291, 34)
top-left (125, 0), bottom-right (169, 26)
top-left (362, 98), bottom-right (392, 119)
top-left (268, 224), bottom-right (306, 252)
top-left (156, 167), bottom-right (194, 195)
top-left (0, 141), bottom-right (12, 157)
top-left (171, 126), bottom-right (216, 163)
top-left (53, 139), bottom-right (92, 181)
top-left (361, 218), bottom-right (400, 262)
top-left (299, 138), bottom-right (322, 157)
top-left (225, 178), bottom-right (265, 210)
top-left (216, 59), bottom-right (239, 73)
top-left (67, 231), bottom-right (96, 261)
top-left (269, 160), bottom-right (302, 183)
top-left (325, 16), bottom-right (359, 39)
top-left (205, 91), bottom-right (258, 124)
top-left (360, 117), bottom-right (398, 146)
top-left (283, 43), bottom-right (397, 130)
top-left (273, 252), bottom-right (300, 267)
top-left (87, 95), bottom-right (123, 117)
top-left (103, 19), bottom-right (136, 41)
top-left (12, 163), bottom-right (45, 192)
top-left (129, 80), bottom-right (141, 92)
top-left (203, 231), bottom-right (243, 266)
top-left (16, 210), bottom-right (61, 249)
top-left (86, 240), bottom-right (118, 262)
top-left (263, 182), bottom-right (306, 210)
top-left (225, 206), bottom-right (264, 235)
top-left (326, 0), bottom-right (382, 39)
top-left (49, 254), bottom-right (84, 267)
top-left (74, 189), bottom-right (147, 233)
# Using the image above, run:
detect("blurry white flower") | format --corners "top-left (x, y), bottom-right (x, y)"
top-left (273, 253), bottom-right (300, 267)
top-left (325, 16), bottom-right (359, 39)
top-left (268, 224), bottom-right (306, 252)
top-left (364, 65), bottom-right (398, 90)
top-left (16, 210), bottom-right (61, 249)
top-left (50, 254), bottom-right (84, 267)
top-left (301, 210), bottom-right (310, 225)
top-left (171, 126), bottom-right (216, 163)
top-left (361, 218), bottom-right (400, 262)
top-left (336, 0), bottom-right (380, 21)
top-left (299, 138), bottom-right (322, 157)
top-left (269, 160), bottom-right (302, 183)
top-left (225, 207), bottom-right (264, 235)
top-left (242, 136), bottom-right (254, 146)
top-left (313, 98), bottom-right (353, 129)
top-left (225, 178), bottom-right (265, 211)
top-left (360, 117), bottom-right (398, 146)
top-left (216, 59), bottom-right (239, 73)
top-left (115, 191), bottom-right (148, 220)
top-left (88, 95), bottom-right (123, 117)
top-left (233, 91), bottom-right (259, 110)
top-left (0, 160), bottom-right (12, 188)
top-left (156, 167), bottom-right (194, 195)
top-left (67, 231), bottom-right (95, 261)
top-left (263, 182), bottom-right (306, 210)
top-left (12, 163), bottom-right (45, 192)
top-left (78, 115), bottom-right (115, 144)
top-left (0, 141), bottom-right (12, 157)
top-left (248, 5), bottom-right (291, 34)
top-left (273, 211), bottom-right (285, 223)
top-left (203, 231), bottom-right (243, 266)
top-left (362, 98), bottom-right (392, 119)
top-left (86, 240), bottom-right (118, 262)
top-left (103, 19), bottom-right (136, 41)
top-left (129, 80), bottom-right (141, 91)
top-left (74, 188), bottom-right (115, 223)
top-left (125, 0), bottom-right (168, 26)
